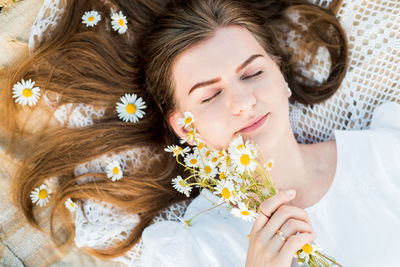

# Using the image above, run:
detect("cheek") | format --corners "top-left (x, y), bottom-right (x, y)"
top-left (194, 112), bottom-right (232, 150)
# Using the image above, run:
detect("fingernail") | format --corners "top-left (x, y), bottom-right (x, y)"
top-left (286, 189), bottom-right (296, 197)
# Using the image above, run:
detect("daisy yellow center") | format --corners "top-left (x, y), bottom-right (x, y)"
top-left (205, 151), bottom-right (211, 158)
top-left (113, 167), bottom-right (119, 175)
top-left (237, 144), bottom-right (244, 150)
top-left (22, 88), bottom-right (33, 97)
top-left (221, 188), bottom-right (230, 199)
top-left (198, 143), bottom-right (204, 149)
top-left (88, 16), bottom-right (95, 22)
top-left (302, 244), bottom-right (313, 254)
top-left (241, 210), bottom-right (250, 216)
top-left (184, 117), bottom-right (192, 124)
top-left (70, 202), bottom-right (75, 207)
top-left (126, 104), bottom-right (136, 114)
top-left (179, 180), bottom-right (187, 187)
top-left (187, 131), bottom-right (194, 137)
top-left (267, 162), bottom-right (273, 168)
top-left (204, 166), bottom-right (212, 174)
top-left (190, 158), bottom-right (198, 165)
top-left (119, 19), bottom-right (125, 26)
top-left (240, 154), bottom-right (250, 166)
top-left (173, 147), bottom-right (183, 155)
top-left (219, 172), bottom-right (225, 180)
top-left (218, 151), bottom-right (224, 156)
top-left (211, 157), bottom-right (218, 163)
top-left (38, 189), bottom-right (48, 199)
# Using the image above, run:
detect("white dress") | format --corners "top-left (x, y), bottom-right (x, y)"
top-left (140, 102), bottom-right (400, 267)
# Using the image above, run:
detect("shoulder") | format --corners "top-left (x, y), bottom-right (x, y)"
top-left (333, 102), bottom-right (400, 171)
top-left (369, 102), bottom-right (400, 133)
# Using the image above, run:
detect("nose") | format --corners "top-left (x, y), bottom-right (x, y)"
top-left (229, 83), bottom-right (256, 115)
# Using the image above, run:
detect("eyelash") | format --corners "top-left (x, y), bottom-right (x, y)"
top-left (201, 70), bottom-right (264, 104)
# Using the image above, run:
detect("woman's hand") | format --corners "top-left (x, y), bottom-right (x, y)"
top-left (245, 190), bottom-right (317, 267)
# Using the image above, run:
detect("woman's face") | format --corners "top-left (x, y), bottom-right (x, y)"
top-left (169, 25), bottom-right (291, 151)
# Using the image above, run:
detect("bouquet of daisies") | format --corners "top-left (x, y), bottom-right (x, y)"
top-left (164, 111), bottom-right (342, 267)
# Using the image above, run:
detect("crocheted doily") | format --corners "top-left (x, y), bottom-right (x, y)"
top-left (29, 0), bottom-right (400, 265)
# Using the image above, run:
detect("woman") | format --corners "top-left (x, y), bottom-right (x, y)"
top-left (139, 0), bottom-right (399, 266)
top-left (1, 0), bottom-right (398, 266)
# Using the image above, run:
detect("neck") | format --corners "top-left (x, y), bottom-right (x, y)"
top-left (259, 131), bottom-right (335, 209)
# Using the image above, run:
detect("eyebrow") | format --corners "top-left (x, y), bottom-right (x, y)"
top-left (188, 54), bottom-right (264, 95)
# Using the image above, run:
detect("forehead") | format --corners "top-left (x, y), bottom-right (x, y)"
top-left (171, 25), bottom-right (267, 91)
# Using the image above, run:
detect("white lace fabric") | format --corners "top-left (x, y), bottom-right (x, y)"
top-left (28, 0), bottom-right (400, 266)
top-left (289, 0), bottom-right (400, 143)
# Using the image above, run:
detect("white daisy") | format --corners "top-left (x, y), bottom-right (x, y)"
top-left (177, 111), bottom-right (195, 129)
top-left (111, 11), bottom-right (128, 34)
top-left (30, 184), bottom-right (51, 207)
top-left (228, 135), bottom-right (246, 155)
top-left (198, 162), bottom-right (218, 179)
top-left (230, 146), bottom-right (257, 175)
top-left (214, 179), bottom-right (238, 204)
top-left (82, 10), bottom-right (101, 27)
top-left (231, 202), bottom-right (258, 222)
top-left (116, 93), bottom-right (146, 123)
top-left (105, 161), bottom-right (123, 181)
top-left (172, 175), bottom-right (192, 197)
top-left (296, 242), bottom-right (322, 264)
top-left (12, 78), bottom-right (41, 106)
top-left (65, 198), bottom-right (78, 212)
top-left (179, 129), bottom-right (197, 144)
top-left (208, 151), bottom-right (222, 166)
top-left (265, 159), bottom-right (275, 170)
top-left (164, 145), bottom-right (190, 157)
top-left (184, 153), bottom-right (200, 168)
top-left (218, 170), bottom-right (227, 180)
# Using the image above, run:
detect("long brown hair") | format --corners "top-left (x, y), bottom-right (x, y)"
top-left (0, 0), bottom-right (347, 260)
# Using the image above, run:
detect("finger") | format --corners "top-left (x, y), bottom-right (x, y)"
top-left (267, 219), bottom-right (314, 255)
top-left (250, 190), bottom-right (296, 234)
top-left (279, 232), bottom-right (317, 261)
top-left (260, 205), bottom-right (311, 240)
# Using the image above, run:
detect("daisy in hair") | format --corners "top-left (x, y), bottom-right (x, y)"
top-left (116, 93), bottom-right (146, 123)
top-left (65, 198), bottom-right (78, 212)
top-left (105, 161), bottom-right (123, 181)
top-left (111, 11), bottom-right (128, 34)
top-left (30, 184), bottom-right (51, 207)
top-left (12, 79), bottom-right (41, 106)
top-left (82, 10), bottom-right (101, 27)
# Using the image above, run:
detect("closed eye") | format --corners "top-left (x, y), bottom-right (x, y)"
top-left (241, 70), bottom-right (264, 80)
top-left (201, 90), bottom-right (222, 104)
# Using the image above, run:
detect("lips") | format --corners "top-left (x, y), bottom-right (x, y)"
top-left (237, 113), bottom-right (269, 133)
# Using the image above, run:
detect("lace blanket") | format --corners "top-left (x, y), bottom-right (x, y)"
top-left (28, 0), bottom-right (400, 265)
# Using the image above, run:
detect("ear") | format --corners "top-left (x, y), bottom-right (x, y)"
top-left (287, 87), bottom-right (292, 98)
top-left (168, 111), bottom-right (194, 145)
